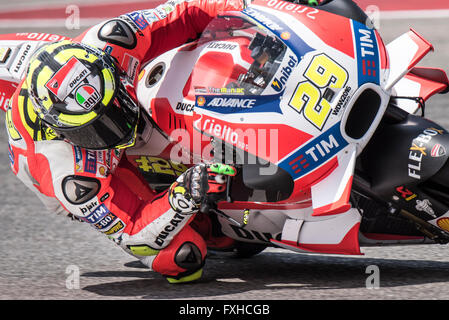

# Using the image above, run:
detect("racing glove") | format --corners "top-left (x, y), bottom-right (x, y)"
top-left (168, 163), bottom-right (236, 215)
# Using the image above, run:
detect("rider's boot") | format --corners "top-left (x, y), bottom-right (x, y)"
top-left (127, 225), bottom-right (207, 283)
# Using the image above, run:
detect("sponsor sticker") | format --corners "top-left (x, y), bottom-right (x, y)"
top-left (197, 96), bottom-right (206, 107)
top-left (353, 20), bottom-right (380, 86)
top-left (395, 186), bottom-right (417, 201)
top-left (104, 220), bottom-right (125, 235)
top-left (206, 87), bottom-right (245, 95)
top-left (7, 143), bottom-right (14, 165)
top-left (75, 84), bottom-right (101, 110)
top-left (104, 46), bottom-right (113, 54)
top-left (93, 212), bottom-right (117, 230)
top-left (46, 56), bottom-right (90, 100)
top-left (279, 122), bottom-right (348, 180)
top-left (431, 144), bottom-right (446, 158)
top-left (79, 200), bottom-right (98, 215)
top-left (82, 204), bottom-right (109, 224)
top-left (195, 94), bottom-right (283, 114)
top-left (155, 213), bottom-right (187, 247)
top-left (408, 128), bottom-right (443, 180)
top-left (415, 199), bottom-right (436, 218)
top-left (206, 42), bottom-right (238, 51)
top-left (74, 146), bottom-right (83, 172)
top-left (437, 217), bottom-right (449, 232)
top-left (176, 102), bottom-right (194, 112)
top-left (271, 55), bottom-right (299, 92)
top-left (10, 43), bottom-right (35, 77)
top-left (122, 53), bottom-right (140, 83)
top-left (141, 10), bottom-right (160, 24)
top-left (84, 150), bottom-right (97, 173)
top-left (126, 11), bottom-right (149, 30)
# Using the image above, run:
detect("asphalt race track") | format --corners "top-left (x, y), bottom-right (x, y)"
top-left (1, 0), bottom-right (449, 303)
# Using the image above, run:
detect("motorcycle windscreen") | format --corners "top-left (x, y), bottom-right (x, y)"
top-left (192, 13), bottom-right (288, 99)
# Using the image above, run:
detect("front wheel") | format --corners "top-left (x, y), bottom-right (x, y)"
top-left (233, 241), bottom-right (267, 258)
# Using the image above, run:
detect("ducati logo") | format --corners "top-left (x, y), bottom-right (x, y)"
top-left (45, 56), bottom-right (90, 100)
top-left (431, 144), bottom-right (446, 158)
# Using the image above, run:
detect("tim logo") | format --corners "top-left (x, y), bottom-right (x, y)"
top-left (353, 20), bottom-right (380, 86)
top-left (288, 154), bottom-right (309, 174)
top-left (279, 122), bottom-right (347, 180)
top-left (362, 59), bottom-right (377, 77)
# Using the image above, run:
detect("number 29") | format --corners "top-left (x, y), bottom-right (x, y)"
top-left (288, 53), bottom-right (349, 130)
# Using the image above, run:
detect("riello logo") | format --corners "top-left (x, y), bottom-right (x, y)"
top-left (271, 55), bottom-right (298, 92)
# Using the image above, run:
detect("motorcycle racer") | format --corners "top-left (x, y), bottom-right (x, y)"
top-left (5, 0), bottom-right (245, 283)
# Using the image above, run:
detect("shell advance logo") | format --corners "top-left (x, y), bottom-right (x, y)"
top-left (195, 94), bottom-right (283, 114)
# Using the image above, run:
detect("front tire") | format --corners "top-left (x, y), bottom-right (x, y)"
top-left (233, 241), bottom-right (267, 258)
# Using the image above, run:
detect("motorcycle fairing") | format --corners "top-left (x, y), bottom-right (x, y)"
top-left (310, 143), bottom-right (356, 216)
top-left (362, 115), bottom-right (449, 199)
top-left (385, 28), bottom-right (449, 115)
top-left (392, 67), bottom-right (449, 114)
top-left (272, 207), bottom-right (362, 255)
top-left (386, 29), bottom-right (434, 92)
top-left (136, 5), bottom-right (391, 227)
top-left (252, 0), bottom-right (355, 59)
top-left (194, 113), bottom-right (314, 165)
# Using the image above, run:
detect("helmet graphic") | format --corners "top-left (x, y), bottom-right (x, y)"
top-left (26, 40), bottom-right (140, 150)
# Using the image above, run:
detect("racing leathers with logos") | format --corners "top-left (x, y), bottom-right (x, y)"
top-left (5, 0), bottom-right (245, 283)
